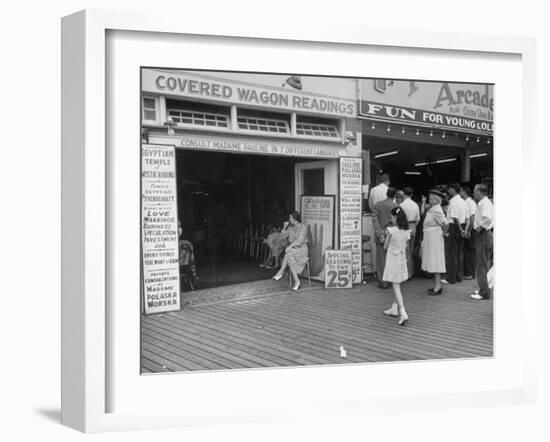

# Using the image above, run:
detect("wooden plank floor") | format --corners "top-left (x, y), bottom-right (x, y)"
top-left (141, 277), bottom-right (493, 373)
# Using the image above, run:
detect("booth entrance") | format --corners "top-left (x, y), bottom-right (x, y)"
top-left (175, 149), bottom-right (338, 291)
top-left (366, 134), bottom-right (494, 193)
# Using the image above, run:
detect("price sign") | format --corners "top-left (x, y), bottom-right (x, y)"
top-left (324, 250), bottom-right (353, 289)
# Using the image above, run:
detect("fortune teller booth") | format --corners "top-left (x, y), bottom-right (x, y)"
top-left (140, 69), bottom-right (367, 313)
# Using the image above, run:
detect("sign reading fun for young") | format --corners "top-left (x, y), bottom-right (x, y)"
top-left (359, 79), bottom-right (494, 135)
top-left (142, 69), bottom-right (357, 117)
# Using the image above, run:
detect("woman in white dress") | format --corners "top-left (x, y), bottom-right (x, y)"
top-left (421, 190), bottom-right (449, 295)
top-left (382, 207), bottom-right (411, 326)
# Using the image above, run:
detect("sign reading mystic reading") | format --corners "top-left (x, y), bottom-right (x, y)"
top-left (141, 144), bottom-right (181, 314)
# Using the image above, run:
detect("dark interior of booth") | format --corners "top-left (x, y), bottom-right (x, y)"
top-left (366, 134), bottom-right (494, 203)
top-left (175, 150), bottom-right (325, 292)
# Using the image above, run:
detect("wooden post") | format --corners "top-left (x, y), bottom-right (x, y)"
top-left (230, 105), bottom-right (238, 131)
top-left (461, 142), bottom-right (471, 183)
top-left (159, 95), bottom-right (167, 124)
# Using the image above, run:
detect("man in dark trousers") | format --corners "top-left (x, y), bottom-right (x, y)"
top-left (372, 187), bottom-right (398, 289)
top-left (470, 184), bottom-right (494, 300)
top-left (445, 182), bottom-right (467, 284)
top-left (460, 185), bottom-right (477, 279)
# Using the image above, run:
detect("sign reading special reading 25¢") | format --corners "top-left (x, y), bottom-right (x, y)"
top-left (324, 250), bottom-right (353, 289)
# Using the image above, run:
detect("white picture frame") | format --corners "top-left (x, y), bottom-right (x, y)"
top-left (61, 9), bottom-right (537, 433)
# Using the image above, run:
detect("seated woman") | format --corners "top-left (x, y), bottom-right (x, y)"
top-left (272, 211), bottom-right (308, 291)
top-left (260, 225), bottom-right (288, 269)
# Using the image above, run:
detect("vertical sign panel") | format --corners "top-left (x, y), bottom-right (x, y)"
top-left (141, 144), bottom-right (181, 314)
top-left (301, 195), bottom-right (335, 282)
top-left (339, 157), bottom-right (363, 284)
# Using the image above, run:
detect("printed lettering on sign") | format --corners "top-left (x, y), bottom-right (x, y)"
top-left (141, 144), bottom-right (181, 314)
top-left (325, 250), bottom-right (353, 289)
top-left (339, 157), bottom-right (363, 284)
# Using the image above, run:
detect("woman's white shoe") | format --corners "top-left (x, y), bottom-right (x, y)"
top-left (272, 274), bottom-right (283, 281)
top-left (383, 304), bottom-right (399, 317)
top-left (292, 282), bottom-right (301, 291)
top-left (398, 312), bottom-right (409, 326)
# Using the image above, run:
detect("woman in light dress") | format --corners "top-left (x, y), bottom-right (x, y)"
top-left (421, 190), bottom-right (449, 295)
top-left (272, 211), bottom-right (308, 291)
top-left (382, 206), bottom-right (411, 326)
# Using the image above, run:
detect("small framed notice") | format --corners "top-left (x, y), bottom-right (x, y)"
top-left (324, 249), bottom-right (353, 289)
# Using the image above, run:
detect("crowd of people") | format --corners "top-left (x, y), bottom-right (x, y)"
top-left (369, 173), bottom-right (494, 326)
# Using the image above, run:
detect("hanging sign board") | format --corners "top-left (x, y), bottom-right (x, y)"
top-left (300, 195), bottom-right (335, 282)
top-left (324, 250), bottom-right (353, 289)
top-left (141, 144), bottom-right (181, 314)
top-left (359, 79), bottom-right (494, 135)
top-left (339, 157), bottom-right (363, 284)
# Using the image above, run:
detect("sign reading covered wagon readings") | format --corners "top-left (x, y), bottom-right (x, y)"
top-left (142, 69), bottom-right (357, 117)
top-left (359, 80), bottom-right (494, 135)
top-left (141, 144), bottom-right (181, 314)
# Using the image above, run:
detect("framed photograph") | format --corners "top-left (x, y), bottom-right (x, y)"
top-left (61, 9), bottom-right (537, 433)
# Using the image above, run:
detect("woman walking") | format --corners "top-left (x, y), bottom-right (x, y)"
top-left (421, 189), bottom-right (449, 295)
top-left (382, 207), bottom-right (411, 326)
top-left (272, 211), bottom-right (308, 291)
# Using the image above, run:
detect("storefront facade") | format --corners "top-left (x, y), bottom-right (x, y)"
top-left (141, 69), bottom-right (364, 313)
top-left (359, 79), bottom-right (494, 192)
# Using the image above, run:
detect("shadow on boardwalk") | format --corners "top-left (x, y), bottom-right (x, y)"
top-left (141, 276), bottom-right (493, 373)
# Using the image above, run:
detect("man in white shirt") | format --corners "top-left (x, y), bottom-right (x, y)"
top-left (446, 182), bottom-right (467, 284)
top-left (368, 173), bottom-right (390, 212)
top-left (400, 187), bottom-right (420, 278)
top-left (460, 185), bottom-right (477, 279)
top-left (470, 183), bottom-right (494, 300)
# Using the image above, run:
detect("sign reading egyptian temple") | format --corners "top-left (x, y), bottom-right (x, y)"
top-left (141, 144), bottom-right (181, 314)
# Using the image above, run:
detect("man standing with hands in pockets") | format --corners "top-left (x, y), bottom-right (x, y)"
top-left (470, 184), bottom-right (494, 300)
top-left (446, 182), bottom-right (467, 284)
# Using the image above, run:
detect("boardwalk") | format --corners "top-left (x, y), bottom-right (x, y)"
top-left (141, 277), bottom-right (493, 373)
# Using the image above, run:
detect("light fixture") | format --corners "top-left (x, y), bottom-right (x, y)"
top-left (404, 171), bottom-right (421, 175)
top-left (371, 122), bottom-right (375, 130)
top-left (163, 118), bottom-right (177, 136)
top-left (486, 138), bottom-right (492, 144)
top-left (387, 125), bottom-right (391, 133)
top-left (282, 75), bottom-right (302, 90)
top-left (442, 132), bottom-right (446, 139)
top-left (465, 136), bottom-right (470, 142)
top-left (416, 129), bottom-right (420, 136)
top-left (429, 130), bottom-right (434, 137)
top-left (414, 161), bottom-right (429, 167)
top-left (470, 152), bottom-right (489, 159)
top-left (401, 127), bottom-right (406, 134)
top-left (434, 157), bottom-right (457, 164)
top-left (374, 150), bottom-right (399, 159)
top-left (476, 137), bottom-right (480, 143)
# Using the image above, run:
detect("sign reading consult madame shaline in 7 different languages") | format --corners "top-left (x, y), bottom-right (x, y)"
top-left (142, 144), bottom-right (181, 314)
top-left (142, 69), bottom-right (357, 118)
top-left (339, 157), bottom-right (362, 284)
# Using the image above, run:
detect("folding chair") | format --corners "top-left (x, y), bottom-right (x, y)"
top-left (289, 257), bottom-right (311, 288)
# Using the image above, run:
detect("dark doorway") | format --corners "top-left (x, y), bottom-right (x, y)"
top-left (175, 150), bottom-right (296, 291)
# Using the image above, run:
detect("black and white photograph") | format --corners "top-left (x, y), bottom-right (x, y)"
top-left (140, 69), bottom-right (494, 373)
